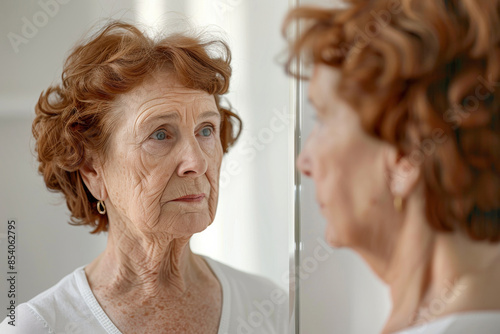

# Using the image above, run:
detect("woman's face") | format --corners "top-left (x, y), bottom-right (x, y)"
top-left (99, 71), bottom-right (223, 237)
top-left (297, 64), bottom-right (398, 249)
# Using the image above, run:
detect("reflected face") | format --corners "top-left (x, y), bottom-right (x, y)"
top-left (297, 65), bottom-right (395, 248)
top-left (101, 71), bottom-right (223, 237)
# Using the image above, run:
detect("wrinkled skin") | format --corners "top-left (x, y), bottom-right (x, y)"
top-left (81, 71), bottom-right (223, 333)
top-left (298, 64), bottom-right (500, 333)
top-left (102, 73), bottom-right (222, 237)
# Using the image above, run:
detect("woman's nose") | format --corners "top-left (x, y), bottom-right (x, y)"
top-left (177, 138), bottom-right (208, 177)
top-left (297, 147), bottom-right (312, 178)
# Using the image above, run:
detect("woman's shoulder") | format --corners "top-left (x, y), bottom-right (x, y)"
top-left (202, 255), bottom-right (286, 296)
top-left (201, 255), bottom-right (289, 334)
top-left (395, 311), bottom-right (500, 334)
top-left (23, 267), bottom-right (87, 319)
top-left (28, 266), bottom-right (84, 304)
top-left (0, 303), bottom-right (50, 334)
top-left (0, 266), bottom-right (107, 334)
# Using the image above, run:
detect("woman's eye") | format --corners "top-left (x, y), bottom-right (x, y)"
top-left (199, 126), bottom-right (213, 137)
top-left (150, 129), bottom-right (167, 140)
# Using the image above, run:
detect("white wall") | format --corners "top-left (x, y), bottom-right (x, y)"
top-left (0, 0), bottom-right (292, 322)
top-left (296, 1), bottom-right (392, 333)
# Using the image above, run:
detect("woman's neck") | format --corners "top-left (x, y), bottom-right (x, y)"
top-left (85, 217), bottom-right (209, 301)
top-left (379, 198), bottom-right (500, 334)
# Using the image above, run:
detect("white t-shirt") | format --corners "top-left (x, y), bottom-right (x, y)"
top-left (393, 312), bottom-right (500, 334)
top-left (0, 256), bottom-right (288, 334)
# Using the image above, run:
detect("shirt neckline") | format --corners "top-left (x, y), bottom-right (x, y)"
top-left (74, 255), bottom-right (230, 334)
top-left (74, 266), bottom-right (122, 334)
top-left (202, 256), bottom-right (231, 334)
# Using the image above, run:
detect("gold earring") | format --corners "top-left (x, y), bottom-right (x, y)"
top-left (393, 196), bottom-right (403, 212)
top-left (97, 200), bottom-right (106, 215)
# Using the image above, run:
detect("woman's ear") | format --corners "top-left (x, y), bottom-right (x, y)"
top-left (384, 146), bottom-right (421, 199)
top-left (80, 153), bottom-right (108, 201)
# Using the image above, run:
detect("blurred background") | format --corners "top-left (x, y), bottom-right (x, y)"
top-left (0, 0), bottom-right (292, 324)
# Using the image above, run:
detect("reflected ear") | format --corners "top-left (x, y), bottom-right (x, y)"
top-left (384, 147), bottom-right (421, 198)
top-left (80, 153), bottom-right (108, 201)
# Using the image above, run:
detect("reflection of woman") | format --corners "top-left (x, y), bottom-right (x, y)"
top-left (0, 22), bottom-right (287, 333)
top-left (285, 1), bottom-right (500, 333)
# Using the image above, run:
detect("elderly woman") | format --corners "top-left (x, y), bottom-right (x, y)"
top-left (285, 0), bottom-right (500, 333)
top-left (0, 22), bottom-right (287, 333)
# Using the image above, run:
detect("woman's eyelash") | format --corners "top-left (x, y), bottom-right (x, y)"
top-left (201, 123), bottom-right (217, 131)
top-left (148, 124), bottom-right (216, 141)
top-left (199, 124), bottom-right (216, 137)
top-left (150, 129), bottom-right (169, 140)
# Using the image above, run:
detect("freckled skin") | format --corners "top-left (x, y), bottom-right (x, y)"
top-left (82, 71), bottom-right (224, 333)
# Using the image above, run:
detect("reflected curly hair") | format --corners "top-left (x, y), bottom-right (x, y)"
top-left (284, 0), bottom-right (500, 241)
top-left (33, 21), bottom-right (242, 234)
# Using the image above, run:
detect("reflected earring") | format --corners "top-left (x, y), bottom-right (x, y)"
top-left (393, 196), bottom-right (403, 212)
top-left (97, 200), bottom-right (106, 215)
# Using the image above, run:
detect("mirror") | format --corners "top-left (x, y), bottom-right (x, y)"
top-left (293, 1), bottom-right (393, 333)
top-left (294, 0), bottom-right (500, 333)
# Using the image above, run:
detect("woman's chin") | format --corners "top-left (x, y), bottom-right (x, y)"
top-left (325, 232), bottom-right (341, 248)
top-left (324, 221), bottom-right (349, 248)
top-left (168, 215), bottom-right (212, 236)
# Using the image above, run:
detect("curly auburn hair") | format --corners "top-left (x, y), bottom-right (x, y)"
top-left (33, 21), bottom-right (242, 234)
top-left (284, 0), bottom-right (500, 241)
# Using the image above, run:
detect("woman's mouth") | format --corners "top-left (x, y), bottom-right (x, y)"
top-left (171, 194), bottom-right (206, 202)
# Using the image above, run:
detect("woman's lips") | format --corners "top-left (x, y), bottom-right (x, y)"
top-left (171, 194), bottom-right (206, 202)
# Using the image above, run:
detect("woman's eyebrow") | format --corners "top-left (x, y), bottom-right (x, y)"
top-left (133, 111), bottom-right (181, 135)
top-left (133, 109), bottom-right (220, 135)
